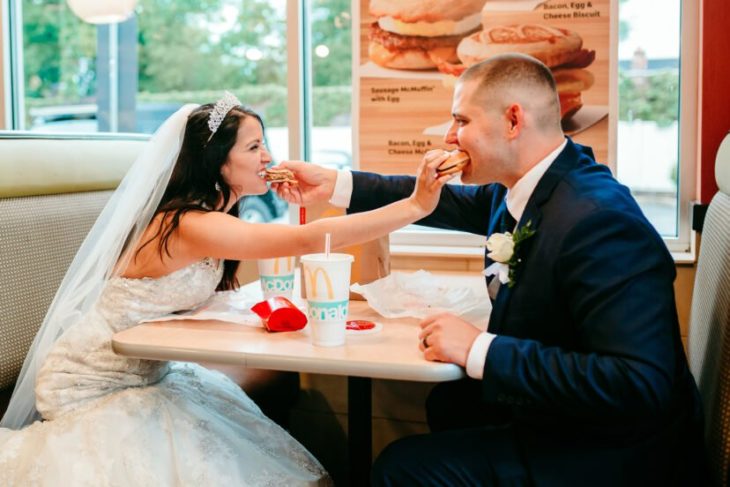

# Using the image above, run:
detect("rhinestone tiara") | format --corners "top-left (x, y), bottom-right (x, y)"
top-left (207, 91), bottom-right (241, 142)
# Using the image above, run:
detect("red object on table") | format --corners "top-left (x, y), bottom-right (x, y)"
top-left (347, 320), bottom-right (376, 331)
top-left (251, 297), bottom-right (308, 332)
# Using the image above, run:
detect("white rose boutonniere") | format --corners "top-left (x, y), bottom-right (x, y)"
top-left (483, 220), bottom-right (536, 288)
top-left (486, 232), bottom-right (515, 263)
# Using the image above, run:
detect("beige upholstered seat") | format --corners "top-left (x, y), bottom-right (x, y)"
top-left (0, 134), bottom-right (144, 395)
top-left (0, 192), bottom-right (113, 389)
top-left (689, 131), bottom-right (730, 487)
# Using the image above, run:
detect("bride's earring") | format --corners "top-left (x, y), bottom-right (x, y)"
top-left (215, 182), bottom-right (222, 192)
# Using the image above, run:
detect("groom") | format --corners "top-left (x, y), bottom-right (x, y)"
top-left (276, 54), bottom-right (706, 485)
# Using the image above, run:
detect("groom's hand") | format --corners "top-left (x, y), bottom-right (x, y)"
top-left (271, 161), bottom-right (337, 207)
top-left (418, 313), bottom-right (481, 367)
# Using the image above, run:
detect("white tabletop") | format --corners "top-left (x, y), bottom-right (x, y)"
top-left (112, 271), bottom-right (488, 382)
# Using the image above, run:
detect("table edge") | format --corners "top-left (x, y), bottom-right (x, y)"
top-left (112, 339), bottom-right (466, 382)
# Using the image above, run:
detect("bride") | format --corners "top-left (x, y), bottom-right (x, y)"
top-left (0, 93), bottom-right (454, 485)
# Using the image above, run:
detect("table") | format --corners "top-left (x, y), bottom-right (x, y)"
top-left (112, 272), bottom-right (487, 485)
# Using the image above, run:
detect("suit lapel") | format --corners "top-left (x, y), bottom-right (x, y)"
top-left (488, 138), bottom-right (585, 333)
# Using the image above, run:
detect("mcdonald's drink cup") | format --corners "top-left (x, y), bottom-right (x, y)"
top-left (258, 256), bottom-right (296, 299)
top-left (301, 253), bottom-right (354, 347)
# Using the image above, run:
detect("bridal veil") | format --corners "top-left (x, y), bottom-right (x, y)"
top-left (0, 104), bottom-right (198, 429)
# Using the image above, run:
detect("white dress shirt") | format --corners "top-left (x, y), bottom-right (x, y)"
top-left (329, 138), bottom-right (568, 379)
top-left (329, 169), bottom-right (354, 208)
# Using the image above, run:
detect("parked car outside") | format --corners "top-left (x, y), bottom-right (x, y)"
top-left (239, 190), bottom-right (287, 223)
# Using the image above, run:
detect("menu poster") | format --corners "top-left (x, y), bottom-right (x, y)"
top-left (355, 0), bottom-right (612, 175)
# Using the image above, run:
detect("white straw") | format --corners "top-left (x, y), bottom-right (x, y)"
top-left (324, 233), bottom-right (331, 259)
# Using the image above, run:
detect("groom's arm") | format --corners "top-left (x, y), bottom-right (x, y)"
top-left (481, 209), bottom-right (682, 421)
top-left (348, 171), bottom-right (498, 235)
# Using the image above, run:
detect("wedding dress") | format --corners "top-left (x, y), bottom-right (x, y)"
top-left (0, 256), bottom-right (330, 485)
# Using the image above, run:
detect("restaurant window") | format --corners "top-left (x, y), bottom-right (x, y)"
top-left (308, 0), bottom-right (353, 174)
top-left (615, 0), bottom-right (697, 253)
top-left (5, 0), bottom-right (290, 224)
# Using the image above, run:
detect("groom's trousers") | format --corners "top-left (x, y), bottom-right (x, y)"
top-left (372, 379), bottom-right (529, 486)
top-left (371, 422), bottom-right (530, 486)
top-left (371, 379), bottom-right (704, 487)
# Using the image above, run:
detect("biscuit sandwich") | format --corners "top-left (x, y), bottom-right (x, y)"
top-left (436, 150), bottom-right (470, 176)
top-left (454, 20), bottom-right (596, 120)
top-left (263, 167), bottom-right (297, 184)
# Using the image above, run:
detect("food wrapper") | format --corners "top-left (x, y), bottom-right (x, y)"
top-left (251, 296), bottom-right (308, 332)
top-left (350, 270), bottom-right (489, 320)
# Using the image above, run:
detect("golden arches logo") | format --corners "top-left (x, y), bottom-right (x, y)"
top-left (304, 266), bottom-right (334, 300)
top-left (272, 256), bottom-right (294, 275)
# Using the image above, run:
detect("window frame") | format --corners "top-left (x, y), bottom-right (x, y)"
top-left (671, 0), bottom-right (700, 256)
top-left (285, 0), bottom-right (308, 202)
top-left (3, 0), bottom-right (24, 130)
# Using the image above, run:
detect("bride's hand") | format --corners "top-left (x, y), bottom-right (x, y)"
top-left (409, 150), bottom-right (455, 216)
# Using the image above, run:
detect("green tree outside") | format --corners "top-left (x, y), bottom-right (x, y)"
top-left (311, 0), bottom-right (352, 126)
top-left (618, 71), bottom-right (679, 128)
top-left (22, 0), bottom-right (352, 128)
top-left (22, 0), bottom-right (679, 130)
top-left (22, 0), bottom-right (96, 99)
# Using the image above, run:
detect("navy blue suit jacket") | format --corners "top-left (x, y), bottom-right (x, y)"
top-left (349, 138), bottom-right (705, 485)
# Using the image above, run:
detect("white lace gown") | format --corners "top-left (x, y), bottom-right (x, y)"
top-left (0, 258), bottom-right (330, 486)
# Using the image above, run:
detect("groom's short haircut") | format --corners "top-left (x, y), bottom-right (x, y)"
top-left (461, 53), bottom-right (562, 133)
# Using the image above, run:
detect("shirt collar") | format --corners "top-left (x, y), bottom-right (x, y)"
top-left (505, 139), bottom-right (567, 224)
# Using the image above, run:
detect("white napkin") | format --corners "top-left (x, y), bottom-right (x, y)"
top-left (350, 270), bottom-right (488, 320)
top-left (141, 288), bottom-right (279, 327)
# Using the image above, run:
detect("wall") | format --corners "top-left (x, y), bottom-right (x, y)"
top-left (699, 0), bottom-right (730, 202)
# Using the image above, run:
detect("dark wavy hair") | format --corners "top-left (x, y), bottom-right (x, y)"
top-left (138, 103), bottom-right (265, 291)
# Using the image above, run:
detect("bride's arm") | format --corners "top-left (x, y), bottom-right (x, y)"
top-left (179, 152), bottom-right (452, 261)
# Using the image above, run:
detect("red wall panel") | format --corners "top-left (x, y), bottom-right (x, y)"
top-left (700, 0), bottom-right (730, 202)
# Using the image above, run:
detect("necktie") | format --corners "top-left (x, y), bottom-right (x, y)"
top-left (487, 201), bottom-right (516, 300)
top-left (500, 206), bottom-right (517, 234)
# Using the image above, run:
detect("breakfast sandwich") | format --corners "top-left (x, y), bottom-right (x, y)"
top-left (263, 167), bottom-right (297, 184)
top-left (436, 150), bottom-right (470, 175)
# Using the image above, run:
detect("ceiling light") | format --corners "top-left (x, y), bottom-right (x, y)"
top-left (67, 0), bottom-right (137, 24)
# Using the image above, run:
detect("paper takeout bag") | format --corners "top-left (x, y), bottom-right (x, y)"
top-left (301, 202), bottom-right (390, 300)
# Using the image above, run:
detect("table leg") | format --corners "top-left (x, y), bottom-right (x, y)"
top-left (348, 376), bottom-right (372, 487)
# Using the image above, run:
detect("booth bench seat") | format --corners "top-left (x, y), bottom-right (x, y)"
top-left (0, 133), bottom-right (146, 414)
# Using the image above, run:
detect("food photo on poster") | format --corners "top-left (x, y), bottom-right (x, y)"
top-left (366, 0), bottom-right (486, 71)
top-left (453, 23), bottom-right (596, 123)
